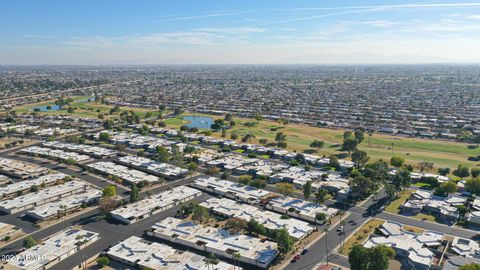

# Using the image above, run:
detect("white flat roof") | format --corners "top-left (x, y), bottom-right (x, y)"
top-left (43, 141), bottom-right (117, 157)
top-left (200, 197), bottom-right (314, 239)
top-left (150, 217), bottom-right (278, 265)
top-left (108, 236), bottom-right (238, 270)
top-left (27, 189), bottom-right (101, 220)
top-left (0, 158), bottom-right (48, 177)
top-left (0, 180), bottom-right (90, 212)
top-left (206, 154), bottom-right (259, 170)
top-left (20, 146), bottom-right (91, 163)
top-left (111, 186), bottom-right (201, 222)
top-left (0, 173), bottom-right (66, 197)
top-left (451, 237), bottom-right (480, 258)
top-left (268, 196), bottom-right (338, 218)
top-left (364, 222), bottom-right (442, 268)
top-left (7, 228), bottom-right (98, 270)
top-left (117, 155), bottom-right (188, 177)
top-left (192, 177), bottom-right (271, 201)
top-left (87, 161), bottom-right (159, 184)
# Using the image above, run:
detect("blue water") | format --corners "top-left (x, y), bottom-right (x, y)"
top-left (33, 105), bottom-right (61, 111)
top-left (31, 97), bottom-right (96, 112)
top-left (184, 116), bottom-right (214, 129)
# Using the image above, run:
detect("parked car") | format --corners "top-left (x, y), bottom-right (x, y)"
top-left (291, 254), bottom-right (301, 263)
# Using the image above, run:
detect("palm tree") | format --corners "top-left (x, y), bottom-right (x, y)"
top-left (232, 251), bottom-right (241, 270)
top-left (205, 253), bottom-right (218, 270)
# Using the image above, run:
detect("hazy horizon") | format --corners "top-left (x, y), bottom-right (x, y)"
top-left (3, 0), bottom-right (480, 65)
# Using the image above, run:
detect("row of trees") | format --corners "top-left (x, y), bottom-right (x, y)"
top-left (349, 160), bottom-right (390, 199)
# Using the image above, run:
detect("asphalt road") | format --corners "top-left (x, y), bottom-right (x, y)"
top-left (0, 153), bottom-right (130, 196)
top-left (0, 193), bottom-right (212, 270)
top-left (2, 132), bottom-right (478, 270)
top-left (286, 185), bottom-right (479, 270)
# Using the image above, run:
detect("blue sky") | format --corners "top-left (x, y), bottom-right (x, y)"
top-left (2, 0), bottom-right (480, 64)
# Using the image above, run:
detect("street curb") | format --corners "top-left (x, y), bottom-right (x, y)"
top-left (382, 211), bottom-right (478, 234)
top-left (333, 217), bottom-right (373, 255)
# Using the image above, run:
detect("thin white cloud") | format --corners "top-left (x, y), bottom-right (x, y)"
top-left (264, 7), bottom-right (387, 25)
top-left (65, 32), bottom-right (223, 48)
top-left (158, 11), bottom-right (256, 22)
top-left (195, 26), bottom-right (265, 34)
top-left (265, 2), bottom-right (480, 25)
top-left (361, 20), bottom-right (396, 28)
top-left (271, 2), bottom-right (480, 12)
top-left (467, 14), bottom-right (480, 19)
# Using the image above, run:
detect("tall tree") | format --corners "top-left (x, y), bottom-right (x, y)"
top-left (348, 245), bottom-right (369, 270)
top-left (349, 175), bottom-right (376, 198)
top-left (354, 129), bottom-right (365, 144)
top-left (102, 185), bottom-right (116, 198)
top-left (466, 178), bottom-right (480, 195)
top-left (368, 246), bottom-right (395, 270)
top-left (471, 168), bottom-right (480, 178)
top-left (363, 160), bottom-right (389, 184)
top-left (276, 183), bottom-right (295, 196)
top-left (391, 168), bottom-right (411, 191)
top-left (129, 184), bottom-right (140, 203)
top-left (303, 180), bottom-right (312, 200)
top-left (390, 156), bottom-right (405, 168)
top-left (275, 132), bottom-right (287, 142)
top-left (351, 150), bottom-right (369, 169)
top-left (315, 188), bottom-right (329, 204)
top-left (453, 164), bottom-right (470, 179)
top-left (275, 228), bottom-right (294, 254)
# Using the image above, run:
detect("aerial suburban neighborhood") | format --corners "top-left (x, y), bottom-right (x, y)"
top-left (0, 66), bottom-right (478, 269)
top-left (1, 1), bottom-right (480, 270)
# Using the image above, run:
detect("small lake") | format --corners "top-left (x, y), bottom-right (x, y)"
top-left (184, 116), bottom-right (214, 129)
top-left (31, 97), bottom-right (96, 112)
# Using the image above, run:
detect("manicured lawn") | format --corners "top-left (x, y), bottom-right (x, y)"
top-left (14, 97), bottom-right (163, 119)
top-left (340, 219), bottom-right (385, 255)
top-left (13, 99), bottom-right (479, 171)
top-left (385, 190), bottom-right (415, 214)
top-left (413, 182), bottom-right (432, 189)
top-left (411, 213), bottom-right (437, 222)
top-left (164, 117), bottom-right (190, 126)
top-left (164, 112), bottom-right (479, 171)
top-left (403, 225), bottom-right (424, 234)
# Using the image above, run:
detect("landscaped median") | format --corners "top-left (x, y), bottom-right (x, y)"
top-left (340, 219), bottom-right (385, 256)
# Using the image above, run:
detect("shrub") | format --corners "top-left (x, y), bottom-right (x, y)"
top-left (96, 256), bottom-right (110, 267)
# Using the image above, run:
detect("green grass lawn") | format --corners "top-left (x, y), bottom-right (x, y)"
top-left (385, 189), bottom-right (415, 214)
top-left (12, 100), bottom-right (479, 172)
top-left (340, 219), bottom-right (385, 255)
top-left (412, 182), bottom-right (433, 189)
top-left (14, 96), bottom-right (163, 119)
top-left (411, 213), bottom-right (437, 223)
top-left (162, 112), bottom-right (479, 171)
